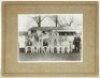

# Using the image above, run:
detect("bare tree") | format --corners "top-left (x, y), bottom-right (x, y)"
top-left (30, 15), bottom-right (74, 28)
top-left (48, 15), bottom-right (62, 27)
top-left (48, 15), bottom-right (74, 27)
top-left (31, 16), bottom-right (47, 27)
top-left (64, 16), bottom-right (74, 27)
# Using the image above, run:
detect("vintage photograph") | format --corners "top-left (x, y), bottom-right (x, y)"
top-left (18, 14), bottom-right (83, 62)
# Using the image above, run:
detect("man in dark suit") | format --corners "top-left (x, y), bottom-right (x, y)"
top-left (73, 35), bottom-right (81, 53)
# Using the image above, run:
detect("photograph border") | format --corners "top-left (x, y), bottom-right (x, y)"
top-left (2, 1), bottom-right (99, 77)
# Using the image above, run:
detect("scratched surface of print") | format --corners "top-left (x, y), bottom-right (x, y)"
top-left (18, 14), bottom-right (83, 62)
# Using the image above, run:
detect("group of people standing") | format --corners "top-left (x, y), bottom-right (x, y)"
top-left (19, 30), bottom-right (81, 54)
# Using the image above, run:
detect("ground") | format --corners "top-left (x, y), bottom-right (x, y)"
top-left (19, 52), bottom-right (81, 62)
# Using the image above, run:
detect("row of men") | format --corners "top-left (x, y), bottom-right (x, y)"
top-left (24, 35), bottom-right (81, 53)
top-left (23, 46), bottom-right (75, 54)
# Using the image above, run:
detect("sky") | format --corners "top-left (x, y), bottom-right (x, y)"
top-left (18, 14), bottom-right (83, 32)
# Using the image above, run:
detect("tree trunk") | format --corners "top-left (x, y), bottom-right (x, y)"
top-left (55, 16), bottom-right (58, 27)
top-left (38, 16), bottom-right (41, 27)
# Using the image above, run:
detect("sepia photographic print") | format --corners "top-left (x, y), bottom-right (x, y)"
top-left (18, 14), bottom-right (83, 62)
